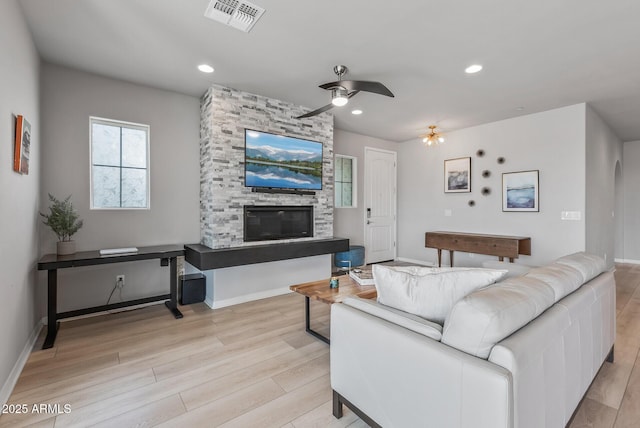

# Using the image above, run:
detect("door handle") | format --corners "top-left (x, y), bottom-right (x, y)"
top-left (367, 208), bottom-right (371, 218)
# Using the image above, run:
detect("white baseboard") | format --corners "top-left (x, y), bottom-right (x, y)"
top-left (614, 258), bottom-right (640, 265)
top-left (204, 296), bottom-right (214, 308)
top-left (395, 257), bottom-right (436, 267)
top-left (206, 287), bottom-right (292, 310)
top-left (1, 320), bottom-right (43, 406)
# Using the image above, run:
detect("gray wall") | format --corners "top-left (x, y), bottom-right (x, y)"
top-left (333, 129), bottom-right (399, 245)
top-left (585, 105), bottom-right (622, 268)
top-left (0, 0), bottom-right (41, 402)
top-left (623, 140), bottom-right (640, 261)
top-left (40, 63), bottom-right (200, 312)
top-left (397, 104), bottom-right (587, 267)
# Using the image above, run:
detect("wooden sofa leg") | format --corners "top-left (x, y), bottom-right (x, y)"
top-left (607, 345), bottom-right (614, 363)
top-left (333, 390), bottom-right (343, 419)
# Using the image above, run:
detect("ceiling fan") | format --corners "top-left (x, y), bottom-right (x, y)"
top-left (296, 65), bottom-right (394, 119)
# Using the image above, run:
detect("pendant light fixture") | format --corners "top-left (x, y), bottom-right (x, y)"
top-left (421, 125), bottom-right (445, 146)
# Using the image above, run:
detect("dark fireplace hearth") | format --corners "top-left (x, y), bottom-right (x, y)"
top-left (244, 205), bottom-right (313, 242)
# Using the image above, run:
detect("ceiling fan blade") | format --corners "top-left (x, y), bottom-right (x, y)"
top-left (296, 91), bottom-right (360, 119)
top-left (296, 103), bottom-right (335, 119)
top-left (319, 80), bottom-right (394, 97)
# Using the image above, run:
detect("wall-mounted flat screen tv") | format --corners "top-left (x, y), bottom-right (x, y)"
top-left (244, 129), bottom-right (323, 191)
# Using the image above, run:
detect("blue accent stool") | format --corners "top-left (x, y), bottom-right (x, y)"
top-left (335, 245), bottom-right (365, 268)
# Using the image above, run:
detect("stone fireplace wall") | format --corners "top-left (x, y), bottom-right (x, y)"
top-left (200, 84), bottom-right (334, 249)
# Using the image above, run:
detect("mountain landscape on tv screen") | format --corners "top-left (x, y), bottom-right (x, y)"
top-left (245, 131), bottom-right (323, 190)
top-left (246, 146), bottom-right (322, 163)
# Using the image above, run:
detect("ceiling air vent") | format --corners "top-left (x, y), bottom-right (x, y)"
top-left (204, 0), bottom-right (265, 33)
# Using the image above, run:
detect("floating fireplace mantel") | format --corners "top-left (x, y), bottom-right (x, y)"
top-left (244, 205), bottom-right (314, 242)
top-left (184, 238), bottom-right (349, 270)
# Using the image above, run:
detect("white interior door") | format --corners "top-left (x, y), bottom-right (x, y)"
top-left (364, 147), bottom-right (397, 264)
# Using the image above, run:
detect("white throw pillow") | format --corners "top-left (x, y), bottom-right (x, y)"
top-left (372, 265), bottom-right (507, 324)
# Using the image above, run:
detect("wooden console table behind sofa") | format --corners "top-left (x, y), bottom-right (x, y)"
top-left (425, 231), bottom-right (531, 267)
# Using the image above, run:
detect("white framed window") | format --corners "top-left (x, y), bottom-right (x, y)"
top-left (335, 154), bottom-right (357, 208)
top-left (90, 117), bottom-right (150, 209)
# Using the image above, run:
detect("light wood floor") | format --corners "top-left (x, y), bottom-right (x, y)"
top-left (2, 263), bottom-right (640, 427)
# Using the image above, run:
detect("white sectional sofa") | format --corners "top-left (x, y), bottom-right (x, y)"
top-left (330, 253), bottom-right (615, 428)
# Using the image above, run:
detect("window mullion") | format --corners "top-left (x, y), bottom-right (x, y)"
top-left (119, 127), bottom-right (123, 208)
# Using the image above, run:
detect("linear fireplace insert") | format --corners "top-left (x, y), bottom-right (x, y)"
top-left (244, 205), bottom-right (314, 242)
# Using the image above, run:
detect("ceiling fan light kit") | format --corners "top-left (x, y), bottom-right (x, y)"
top-left (296, 65), bottom-right (394, 119)
top-left (331, 88), bottom-right (349, 106)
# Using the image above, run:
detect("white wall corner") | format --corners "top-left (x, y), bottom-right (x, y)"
top-left (204, 295), bottom-right (215, 309)
top-left (1, 320), bottom-right (43, 406)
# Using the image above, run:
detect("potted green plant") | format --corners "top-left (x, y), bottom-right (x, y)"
top-left (40, 194), bottom-right (83, 255)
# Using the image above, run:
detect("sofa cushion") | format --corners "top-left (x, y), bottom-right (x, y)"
top-left (372, 265), bottom-right (507, 324)
top-left (524, 262), bottom-right (584, 301)
top-left (342, 297), bottom-right (443, 340)
top-left (442, 276), bottom-right (556, 358)
top-left (441, 252), bottom-right (606, 359)
top-left (481, 260), bottom-right (533, 278)
top-left (555, 252), bottom-right (606, 283)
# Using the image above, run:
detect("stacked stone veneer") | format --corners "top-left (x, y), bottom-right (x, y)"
top-left (200, 84), bottom-right (334, 249)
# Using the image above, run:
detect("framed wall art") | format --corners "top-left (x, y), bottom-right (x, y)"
top-left (444, 157), bottom-right (471, 193)
top-left (13, 114), bottom-right (31, 175)
top-left (502, 170), bottom-right (539, 212)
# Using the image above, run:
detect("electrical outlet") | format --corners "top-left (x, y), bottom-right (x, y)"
top-left (116, 275), bottom-right (125, 288)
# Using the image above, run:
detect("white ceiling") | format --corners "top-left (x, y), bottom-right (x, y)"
top-left (18, 0), bottom-right (640, 142)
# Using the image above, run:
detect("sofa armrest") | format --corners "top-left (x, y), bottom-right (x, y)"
top-left (331, 303), bottom-right (514, 428)
top-left (342, 297), bottom-right (443, 340)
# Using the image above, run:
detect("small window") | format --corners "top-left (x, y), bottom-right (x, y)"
top-left (90, 117), bottom-right (150, 209)
top-left (335, 154), bottom-right (357, 208)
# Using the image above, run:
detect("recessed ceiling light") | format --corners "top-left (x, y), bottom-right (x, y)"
top-left (351, 109), bottom-right (363, 115)
top-left (465, 64), bottom-right (483, 74)
top-left (198, 64), bottom-right (214, 73)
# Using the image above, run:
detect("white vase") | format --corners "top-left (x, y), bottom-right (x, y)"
top-left (57, 240), bottom-right (76, 255)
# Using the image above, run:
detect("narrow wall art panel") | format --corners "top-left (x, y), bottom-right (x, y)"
top-left (13, 114), bottom-right (31, 174)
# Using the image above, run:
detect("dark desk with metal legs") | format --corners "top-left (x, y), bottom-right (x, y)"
top-left (37, 244), bottom-right (185, 349)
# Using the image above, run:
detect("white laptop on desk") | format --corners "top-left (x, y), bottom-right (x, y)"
top-left (99, 247), bottom-right (139, 256)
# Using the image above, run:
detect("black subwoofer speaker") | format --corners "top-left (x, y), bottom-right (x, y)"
top-left (179, 274), bottom-right (205, 305)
